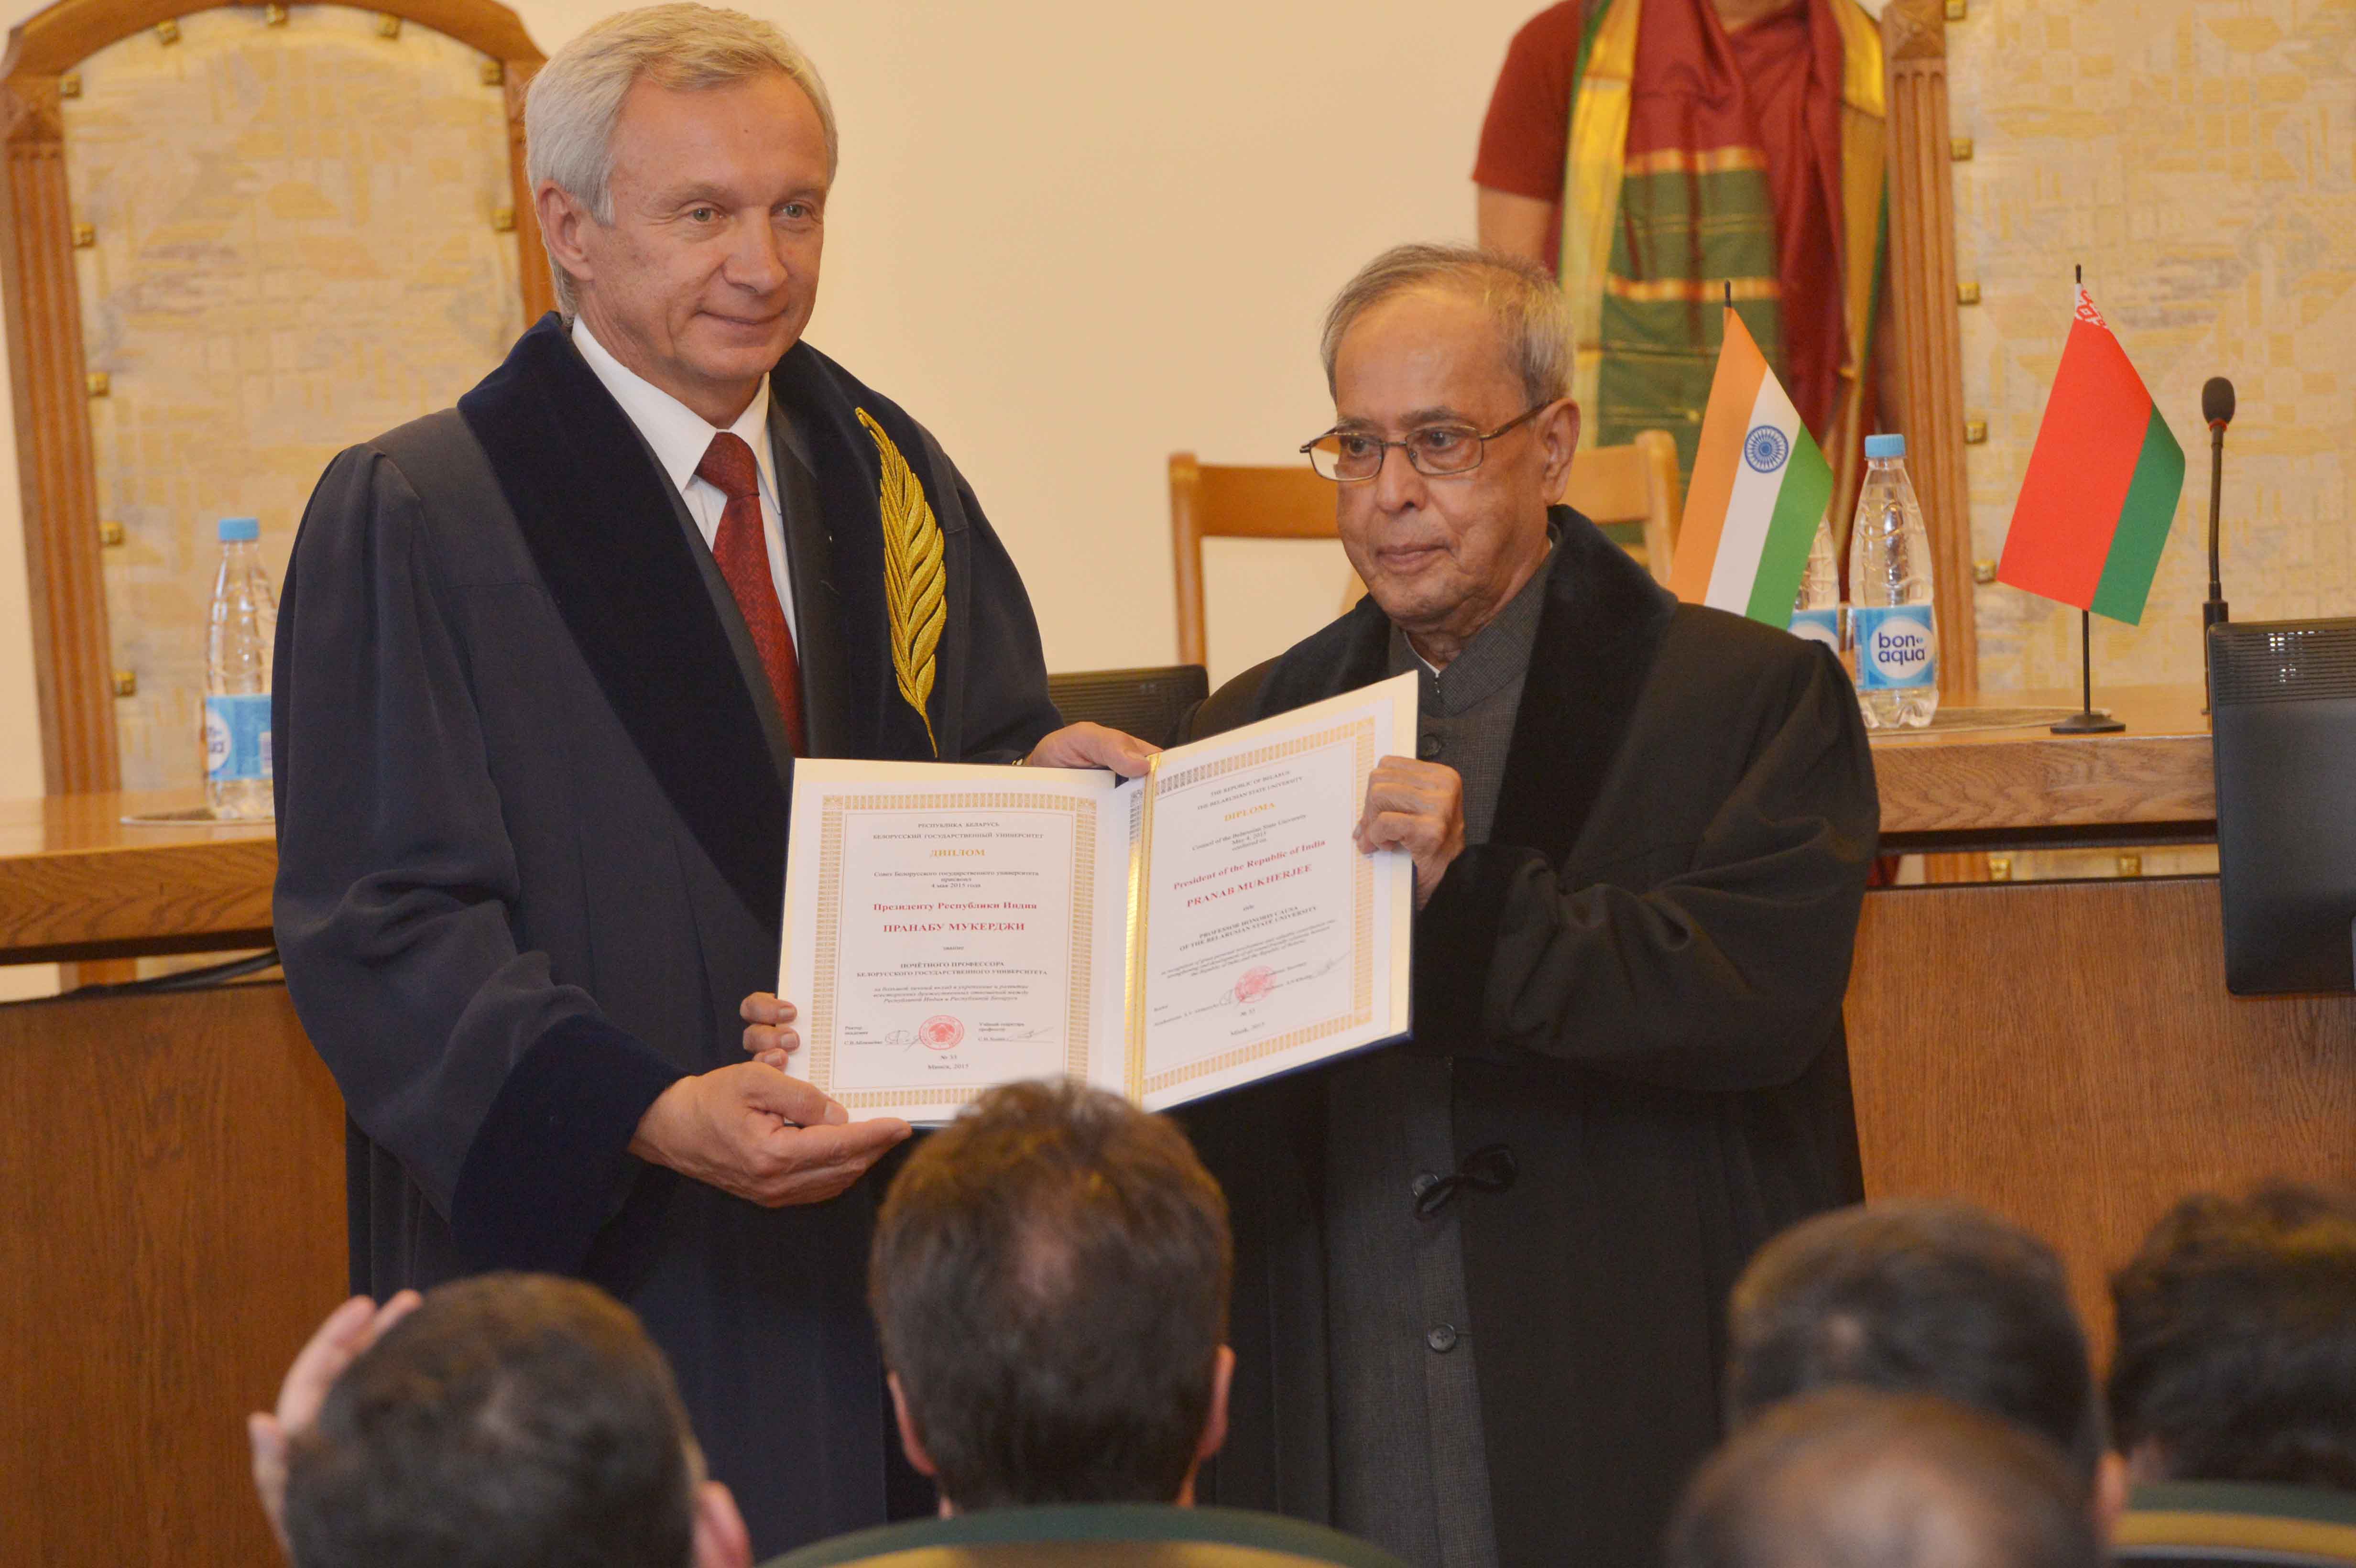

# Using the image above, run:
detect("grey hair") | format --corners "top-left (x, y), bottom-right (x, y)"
top-left (525, 3), bottom-right (839, 315)
top-left (1320, 243), bottom-right (1573, 409)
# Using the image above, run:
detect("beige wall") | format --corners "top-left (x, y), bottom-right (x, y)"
top-left (0, 0), bottom-right (1560, 796)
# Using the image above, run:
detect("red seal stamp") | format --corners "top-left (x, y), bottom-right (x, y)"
top-left (1233, 967), bottom-right (1275, 1005)
top-left (917, 1015), bottom-right (965, 1050)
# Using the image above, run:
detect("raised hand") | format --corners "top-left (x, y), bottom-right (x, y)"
top-left (247, 1290), bottom-right (423, 1548)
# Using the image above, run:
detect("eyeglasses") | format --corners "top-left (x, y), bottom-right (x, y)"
top-left (1301, 404), bottom-right (1550, 482)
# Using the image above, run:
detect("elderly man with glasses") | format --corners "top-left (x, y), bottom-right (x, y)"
top-left (1180, 244), bottom-right (1880, 1568)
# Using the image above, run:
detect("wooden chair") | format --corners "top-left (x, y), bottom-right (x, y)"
top-left (1565, 428), bottom-right (1682, 584)
top-left (1169, 431), bottom-right (1684, 668)
top-left (1167, 455), bottom-right (1339, 669)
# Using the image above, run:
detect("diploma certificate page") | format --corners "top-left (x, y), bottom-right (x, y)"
top-left (781, 764), bottom-right (1132, 1124)
top-left (779, 674), bottom-right (1415, 1122)
top-left (1128, 697), bottom-right (1402, 1109)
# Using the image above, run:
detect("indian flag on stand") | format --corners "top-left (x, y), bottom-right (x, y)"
top-left (1995, 285), bottom-right (2184, 623)
top-left (1667, 306), bottom-right (1834, 625)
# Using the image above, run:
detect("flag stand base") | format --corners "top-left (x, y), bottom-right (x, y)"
top-left (2050, 608), bottom-right (2124, 734)
top-left (2050, 709), bottom-right (2124, 734)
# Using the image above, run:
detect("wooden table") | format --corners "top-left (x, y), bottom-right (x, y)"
top-left (1870, 684), bottom-right (2214, 849)
top-left (0, 788), bottom-right (275, 963)
top-left (0, 789), bottom-right (339, 1568)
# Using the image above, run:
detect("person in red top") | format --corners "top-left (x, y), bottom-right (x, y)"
top-left (1473, 0), bottom-right (1884, 487)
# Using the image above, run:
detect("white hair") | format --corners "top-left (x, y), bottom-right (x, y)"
top-left (525, 4), bottom-right (838, 315)
top-left (1320, 243), bottom-right (1573, 409)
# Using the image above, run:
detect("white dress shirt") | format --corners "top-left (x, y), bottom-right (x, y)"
top-left (571, 317), bottom-right (799, 646)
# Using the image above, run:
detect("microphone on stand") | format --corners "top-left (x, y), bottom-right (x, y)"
top-left (2202, 376), bottom-right (2235, 711)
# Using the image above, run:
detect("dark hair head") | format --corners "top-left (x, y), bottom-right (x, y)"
top-left (283, 1274), bottom-right (695, 1568)
top-left (1726, 1201), bottom-right (2102, 1491)
top-left (2107, 1181), bottom-right (2356, 1489)
top-left (869, 1078), bottom-right (1232, 1510)
top-left (1669, 1388), bottom-right (2103, 1568)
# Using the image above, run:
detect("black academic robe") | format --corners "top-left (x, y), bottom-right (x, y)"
top-left (1181, 509), bottom-right (1878, 1568)
top-left (272, 316), bottom-right (1060, 1555)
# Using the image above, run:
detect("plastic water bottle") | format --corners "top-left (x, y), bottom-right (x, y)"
top-left (1847, 434), bottom-right (1939, 729)
top-left (1787, 511), bottom-right (1843, 656)
top-left (205, 516), bottom-right (276, 819)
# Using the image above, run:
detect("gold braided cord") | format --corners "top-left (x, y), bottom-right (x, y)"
top-left (857, 408), bottom-right (945, 754)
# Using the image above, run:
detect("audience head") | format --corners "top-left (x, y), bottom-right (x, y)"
top-left (1313, 243), bottom-right (1579, 661)
top-left (869, 1078), bottom-right (1234, 1512)
top-left (527, 3), bottom-right (836, 420)
top-left (280, 1273), bottom-right (742, 1568)
top-left (1727, 1201), bottom-right (2107, 1500)
top-left (1669, 1388), bottom-right (2103, 1568)
top-left (2108, 1181), bottom-right (2356, 1492)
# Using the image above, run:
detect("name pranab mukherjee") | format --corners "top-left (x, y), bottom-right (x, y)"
top-left (1181, 245), bottom-right (1880, 1568)
top-left (270, 5), bottom-right (1147, 1556)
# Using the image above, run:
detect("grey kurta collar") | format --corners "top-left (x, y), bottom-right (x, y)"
top-left (1385, 527), bottom-right (1560, 712)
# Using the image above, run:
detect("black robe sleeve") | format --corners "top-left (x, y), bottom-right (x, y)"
top-left (1414, 642), bottom-right (1878, 1093)
top-left (273, 445), bottom-right (684, 1277)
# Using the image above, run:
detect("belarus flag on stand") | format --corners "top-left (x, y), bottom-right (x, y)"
top-left (1669, 307), bottom-right (1834, 626)
top-left (1996, 286), bottom-right (2184, 623)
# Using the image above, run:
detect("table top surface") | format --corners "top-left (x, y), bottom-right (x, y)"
top-left (1863, 684), bottom-right (2213, 841)
top-left (1867, 685), bottom-right (2210, 747)
top-left (0, 788), bottom-right (273, 861)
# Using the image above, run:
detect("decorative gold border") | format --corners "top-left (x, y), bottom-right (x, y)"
top-left (1122, 768), bottom-right (1156, 1101)
top-left (1134, 719), bottom-right (1379, 1097)
top-left (805, 802), bottom-right (847, 1090)
top-left (1154, 719), bottom-right (1363, 793)
top-left (807, 790), bottom-right (1096, 1112)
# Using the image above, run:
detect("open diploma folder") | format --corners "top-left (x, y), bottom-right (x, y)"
top-left (778, 674), bottom-right (1417, 1123)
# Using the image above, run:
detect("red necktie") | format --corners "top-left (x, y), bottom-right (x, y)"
top-left (696, 432), bottom-right (807, 755)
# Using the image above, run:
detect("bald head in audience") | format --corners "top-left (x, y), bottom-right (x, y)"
top-left (1669, 1389), bottom-right (2103, 1568)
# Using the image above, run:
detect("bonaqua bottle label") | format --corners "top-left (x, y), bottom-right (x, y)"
top-left (1852, 605), bottom-right (1936, 691)
top-left (206, 693), bottom-right (272, 781)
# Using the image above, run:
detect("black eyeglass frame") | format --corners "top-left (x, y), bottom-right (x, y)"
top-left (1299, 403), bottom-right (1554, 482)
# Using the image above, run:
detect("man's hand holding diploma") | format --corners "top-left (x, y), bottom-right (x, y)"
top-left (627, 994), bottom-right (910, 1207)
top-left (1354, 756), bottom-right (1467, 911)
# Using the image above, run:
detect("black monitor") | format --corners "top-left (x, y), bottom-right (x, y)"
top-left (2208, 618), bottom-right (2356, 995)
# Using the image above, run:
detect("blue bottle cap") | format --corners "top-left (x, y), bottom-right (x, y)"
top-left (218, 517), bottom-right (259, 542)
top-left (1864, 434), bottom-right (1907, 459)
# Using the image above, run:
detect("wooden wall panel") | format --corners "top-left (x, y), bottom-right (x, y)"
top-left (0, 68), bottom-right (116, 795)
top-left (1847, 878), bottom-right (2356, 1365)
top-left (506, 60), bottom-right (555, 326)
top-left (1880, 0), bottom-right (1977, 699)
top-left (0, 982), bottom-right (345, 1567)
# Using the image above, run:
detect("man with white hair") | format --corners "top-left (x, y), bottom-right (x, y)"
top-left (273, 6), bottom-right (1147, 1554)
top-left (1184, 244), bottom-right (1878, 1568)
